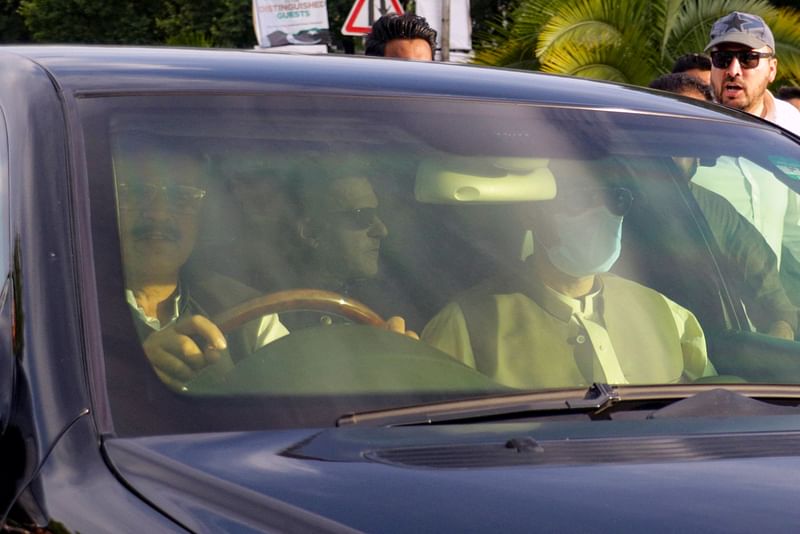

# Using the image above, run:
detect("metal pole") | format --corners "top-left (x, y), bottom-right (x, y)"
top-left (441, 0), bottom-right (451, 62)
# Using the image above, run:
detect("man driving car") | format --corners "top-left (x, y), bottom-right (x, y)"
top-left (114, 134), bottom-right (288, 389)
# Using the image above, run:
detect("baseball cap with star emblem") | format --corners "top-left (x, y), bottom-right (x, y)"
top-left (705, 11), bottom-right (775, 51)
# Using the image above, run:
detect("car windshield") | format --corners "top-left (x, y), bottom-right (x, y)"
top-left (79, 93), bottom-right (800, 435)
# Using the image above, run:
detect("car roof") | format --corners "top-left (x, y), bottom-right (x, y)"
top-left (0, 45), bottom-right (768, 127)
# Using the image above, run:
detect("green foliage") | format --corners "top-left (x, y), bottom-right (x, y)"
top-left (471, 0), bottom-right (520, 44)
top-left (19, 0), bottom-right (163, 44)
top-left (14, 0), bottom-right (256, 47)
top-left (325, 0), bottom-right (358, 52)
top-left (0, 0), bottom-right (30, 42)
top-left (157, 0), bottom-right (256, 48)
top-left (0, 0), bottom-right (398, 51)
top-left (474, 0), bottom-right (800, 87)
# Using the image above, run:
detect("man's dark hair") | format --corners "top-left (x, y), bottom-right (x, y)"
top-left (778, 86), bottom-right (800, 101)
top-left (649, 73), bottom-right (714, 102)
top-left (289, 154), bottom-right (376, 218)
top-left (671, 53), bottom-right (711, 74)
top-left (365, 13), bottom-right (437, 58)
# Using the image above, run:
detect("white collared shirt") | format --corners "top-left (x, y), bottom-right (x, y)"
top-left (125, 288), bottom-right (288, 351)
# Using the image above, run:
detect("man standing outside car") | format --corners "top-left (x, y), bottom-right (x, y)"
top-left (649, 72), bottom-right (797, 340)
top-left (705, 12), bottom-right (799, 128)
top-left (671, 53), bottom-right (712, 86)
top-left (692, 11), bottom-right (800, 311)
top-left (365, 13), bottom-right (437, 61)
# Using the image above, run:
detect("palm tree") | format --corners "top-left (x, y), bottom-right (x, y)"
top-left (474, 0), bottom-right (800, 87)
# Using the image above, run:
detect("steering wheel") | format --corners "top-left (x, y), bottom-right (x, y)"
top-left (211, 288), bottom-right (385, 333)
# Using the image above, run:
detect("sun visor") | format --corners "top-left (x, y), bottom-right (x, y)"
top-left (415, 156), bottom-right (557, 204)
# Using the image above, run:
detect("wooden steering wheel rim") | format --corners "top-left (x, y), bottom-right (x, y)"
top-left (212, 288), bottom-right (385, 333)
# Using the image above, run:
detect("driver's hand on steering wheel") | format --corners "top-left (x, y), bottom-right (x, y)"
top-left (385, 316), bottom-right (420, 340)
top-left (142, 314), bottom-right (229, 390)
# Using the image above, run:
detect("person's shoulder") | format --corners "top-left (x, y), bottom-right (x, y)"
top-left (454, 269), bottom-right (525, 301)
top-left (601, 273), bottom-right (694, 314)
top-left (771, 95), bottom-right (800, 135)
top-left (774, 95), bottom-right (800, 115)
top-left (184, 266), bottom-right (262, 311)
top-left (689, 182), bottom-right (739, 214)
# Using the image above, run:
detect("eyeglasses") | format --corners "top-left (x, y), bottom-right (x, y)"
top-left (117, 182), bottom-right (207, 213)
top-left (554, 187), bottom-right (634, 217)
top-left (328, 207), bottom-right (382, 230)
top-left (710, 50), bottom-right (773, 69)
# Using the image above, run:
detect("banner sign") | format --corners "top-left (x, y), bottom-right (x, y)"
top-left (253, 0), bottom-right (331, 48)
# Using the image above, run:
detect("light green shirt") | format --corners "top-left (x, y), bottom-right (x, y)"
top-left (422, 273), bottom-right (715, 389)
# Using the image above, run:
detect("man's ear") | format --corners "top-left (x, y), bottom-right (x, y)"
top-left (297, 217), bottom-right (319, 248)
top-left (768, 57), bottom-right (777, 83)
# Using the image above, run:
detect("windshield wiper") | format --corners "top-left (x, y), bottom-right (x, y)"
top-left (336, 383), bottom-right (622, 427)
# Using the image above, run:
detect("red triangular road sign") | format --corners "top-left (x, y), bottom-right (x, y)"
top-left (342, 0), bottom-right (404, 36)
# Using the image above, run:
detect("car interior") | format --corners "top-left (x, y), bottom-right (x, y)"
top-left (74, 93), bottom-right (800, 434)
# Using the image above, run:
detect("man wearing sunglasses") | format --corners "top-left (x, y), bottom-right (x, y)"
top-left (702, 10), bottom-right (800, 152)
top-left (293, 157), bottom-right (416, 336)
top-left (651, 73), bottom-right (797, 340)
top-left (296, 162), bottom-right (389, 291)
top-left (422, 175), bottom-right (715, 389)
top-left (694, 12), bottom-right (800, 312)
top-left (115, 136), bottom-right (288, 390)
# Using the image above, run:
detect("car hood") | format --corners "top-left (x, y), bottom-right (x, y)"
top-left (105, 417), bottom-right (800, 533)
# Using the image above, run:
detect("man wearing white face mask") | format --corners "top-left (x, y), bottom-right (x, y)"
top-left (422, 185), bottom-right (716, 389)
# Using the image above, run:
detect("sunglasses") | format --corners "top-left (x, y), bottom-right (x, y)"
top-left (710, 50), bottom-right (773, 69)
top-left (117, 182), bottom-right (207, 213)
top-left (328, 207), bottom-right (382, 230)
top-left (552, 187), bottom-right (634, 217)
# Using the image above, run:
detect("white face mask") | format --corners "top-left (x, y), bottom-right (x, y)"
top-left (543, 206), bottom-right (624, 278)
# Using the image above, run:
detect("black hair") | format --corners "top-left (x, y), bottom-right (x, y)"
top-left (289, 154), bottom-right (376, 218)
top-left (671, 53), bottom-right (712, 74)
top-left (778, 86), bottom-right (800, 101)
top-left (649, 73), bottom-right (714, 102)
top-left (364, 13), bottom-right (437, 58)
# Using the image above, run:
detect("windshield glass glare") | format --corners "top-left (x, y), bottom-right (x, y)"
top-left (79, 94), bottom-right (800, 435)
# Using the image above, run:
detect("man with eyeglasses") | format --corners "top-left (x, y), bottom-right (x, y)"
top-left (115, 136), bottom-right (288, 390)
top-left (422, 174), bottom-right (715, 389)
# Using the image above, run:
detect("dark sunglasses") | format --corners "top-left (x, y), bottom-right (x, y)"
top-left (328, 207), bottom-right (382, 230)
top-left (710, 50), bottom-right (773, 69)
top-left (553, 187), bottom-right (634, 217)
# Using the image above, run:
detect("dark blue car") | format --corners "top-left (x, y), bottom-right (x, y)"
top-left (3, 46), bottom-right (800, 533)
